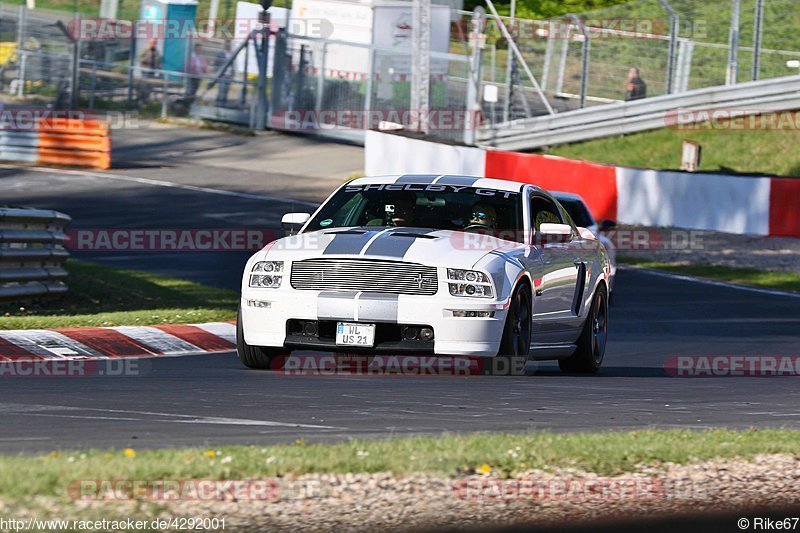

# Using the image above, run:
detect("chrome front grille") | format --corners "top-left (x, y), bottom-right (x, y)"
top-left (290, 259), bottom-right (438, 296)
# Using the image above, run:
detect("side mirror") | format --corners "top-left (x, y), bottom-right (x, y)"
top-left (281, 212), bottom-right (311, 234)
top-left (537, 222), bottom-right (573, 244)
top-left (599, 219), bottom-right (616, 232)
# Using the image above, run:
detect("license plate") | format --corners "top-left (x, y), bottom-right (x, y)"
top-left (336, 322), bottom-right (375, 347)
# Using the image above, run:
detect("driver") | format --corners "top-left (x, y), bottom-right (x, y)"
top-left (466, 203), bottom-right (497, 231)
top-left (365, 196), bottom-right (416, 227)
top-left (387, 197), bottom-right (416, 227)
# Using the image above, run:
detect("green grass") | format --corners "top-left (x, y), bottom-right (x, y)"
top-left (1, 428), bottom-right (799, 500)
top-left (619, 257), bottom-right (800, 293)
top-left (0, 260), bottom-right (238, 329)
top-left (543, 120), bottom-right (800, 177)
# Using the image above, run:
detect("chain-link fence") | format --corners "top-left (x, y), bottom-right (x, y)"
top-left (268, 15), bottom-right (475, 143)
top-left (479, 0), bottom-right (800, 125)
top-left (2, 0), bottom-right (799, 143)
top-left (0, 3), bottom-right (259, 121)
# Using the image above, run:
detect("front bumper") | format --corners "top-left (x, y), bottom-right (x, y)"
top-left (240, 290), bottom-right (509, 357)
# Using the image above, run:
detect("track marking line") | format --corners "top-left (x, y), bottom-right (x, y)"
top-left (4, 403), bottom-right (341, 429)
top-left (0, 164), bottom-right (319, 208)
top-left (622, 265), bottom-right (800, 299)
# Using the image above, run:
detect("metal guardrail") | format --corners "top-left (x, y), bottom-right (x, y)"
top-left (0, 208), bottom-right (71, 300)
top-left (478, 74), bottom-right (800, 151)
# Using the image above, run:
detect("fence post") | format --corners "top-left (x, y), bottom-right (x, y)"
top-left (570, 15), bottom-right (589, 109)
top-left (658, 0), bottom-right (679, 94)
top-left (240, 32), bottom-right (250, 108)
top-left (17, 4), bottom-right (26, 50)
top-left (127, 20), bottom-right (137, 106)
top-left (726, 0), bottom-right (741, 85)
top-left (315, 42), bottom-right (325, 115)
top-left (254, 11), bottom-right (270, 130)
top-left (502, 0), bottom-right (515, 123)
top-left (89, 62), bottom-right (97, 109)
top-left (161, 74), bottom-right (168, 118)
top-left (364, 46), bottom-right (374, 129)
top-left (464, 7), bottom-right (485, 145)
top-left (410, 0), bottom-right (431, 133)
top-left (555, 22), bottom-right (570, 96)
top-left (541, 19), bottom-right (556, 91)
top-left (17, 52), bottom-right (26, 98)
top-left (751, 0), bottom-right (764, 81)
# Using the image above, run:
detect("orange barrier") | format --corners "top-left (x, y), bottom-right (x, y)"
top-left (0, 117), bottom-right (111, 170)
top-left (35, 117), bottom-right (111, 169)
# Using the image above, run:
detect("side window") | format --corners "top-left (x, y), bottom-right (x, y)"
top-left (530, 195), bottom-right (563, 232)
top-left (557, 203), bottom-right (579, 234)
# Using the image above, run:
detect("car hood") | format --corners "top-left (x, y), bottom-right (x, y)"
top-left (258, 227), bottom-right (525, 269)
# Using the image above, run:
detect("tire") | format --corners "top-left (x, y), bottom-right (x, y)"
top-left (236, 305), bottom-right (286, 369)
top-left (489, 283), bottom-right (532, 375)
top-left (559, 283), bottom-right (608, 374)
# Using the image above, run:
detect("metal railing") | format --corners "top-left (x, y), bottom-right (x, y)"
top-left (0, 208), bottom-right (71, 300)
top-left (478, 73), bottom-right (800, 150)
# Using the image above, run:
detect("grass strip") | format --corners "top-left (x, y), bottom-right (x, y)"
top-left (0, 260), bottom-right (238, 329)
top-left (2, 428), bottom-right (800, 499)
top-left (618, 257), bottom-right (800, 293)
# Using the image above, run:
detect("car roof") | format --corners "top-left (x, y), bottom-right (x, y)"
top-left (349, 174), bottom-right (535, 194)
top-left (550, 190), bottom-right (586, 203)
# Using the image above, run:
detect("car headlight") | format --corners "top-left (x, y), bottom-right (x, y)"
top-left (447, 268), bottom-right (493, 298)
top-left (250, 261), bottom-right (284, 288)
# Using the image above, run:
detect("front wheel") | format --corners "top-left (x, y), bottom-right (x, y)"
top-left (492, 283), bottom-right (531, 375)
top-left (559, 284), bottom-right (608, 374)
top-left (236, 305), bottom-right (287, 369)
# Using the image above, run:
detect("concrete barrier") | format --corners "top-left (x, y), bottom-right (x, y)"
top-left (364, 130), bottom-right (800, 237)
top-left (365, 130), bottom-right (485, 177)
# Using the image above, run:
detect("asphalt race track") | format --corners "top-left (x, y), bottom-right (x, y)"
top-left (1, 166), bottom-right (799, 453)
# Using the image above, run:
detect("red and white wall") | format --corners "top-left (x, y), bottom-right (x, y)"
top-left (365, 131), bottom-right (800, 237)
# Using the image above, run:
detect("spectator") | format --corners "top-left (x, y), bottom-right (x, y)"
top-left (137, 38), bottom-right (161, 102)
top-left (187, 42), bottom-right (208, 98)
top-left (215, 40), bottom-right (234, 107)
top-left (139, 37), bottom-right (161, 74)
top-left (625, 67), bottom-right (647, 101)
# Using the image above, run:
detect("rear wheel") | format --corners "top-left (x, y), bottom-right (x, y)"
top-left (236, 305), bottom-right (286, 369)
top-left (559, 284), bottom-right (608, 374)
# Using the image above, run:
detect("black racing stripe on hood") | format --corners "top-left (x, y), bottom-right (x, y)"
top-left (362, 228), bottom-right (434, 259)
top-left (322, 229), bottom-right (383, 255)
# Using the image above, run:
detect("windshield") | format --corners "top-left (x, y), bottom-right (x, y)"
top-left (306, 183), bottom-right (523, 234)
top-left (557, 198), bottom-right (595, 228)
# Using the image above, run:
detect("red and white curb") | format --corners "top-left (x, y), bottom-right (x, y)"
top-left (0, 322), bottom-right (235, 361)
